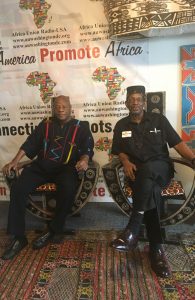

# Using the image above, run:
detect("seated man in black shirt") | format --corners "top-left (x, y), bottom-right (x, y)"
top-left (1, 95), bottom-right (94, 260)
top-left (110, 85), bottom-right (195, 278)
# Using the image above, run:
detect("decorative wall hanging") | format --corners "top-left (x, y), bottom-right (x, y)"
top-left (181, 44), bottom-right (195, 152)
top-left (104, 0), bottom-right (195, 40)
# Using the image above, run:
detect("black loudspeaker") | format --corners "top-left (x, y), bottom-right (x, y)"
top-left (146, 92), bottom-right (166, 114)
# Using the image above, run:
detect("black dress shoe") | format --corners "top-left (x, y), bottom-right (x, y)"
top-left (1, 237), bottom-right (28, 260)
top-left (110, 229), bottom-right (139, 252)
top-left (32, 231), bottom-right (64, 249)
top-left (32, 232), bottom-right (54, 249)
top-left (149, 247), bottom-right (172, 278)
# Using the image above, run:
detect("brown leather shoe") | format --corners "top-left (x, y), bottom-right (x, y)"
top-left (149, 247), bottom-right (172, 278)
top-left (110, 229), bottom-right (139, 252)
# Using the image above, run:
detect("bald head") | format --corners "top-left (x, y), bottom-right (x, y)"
top-left (53, 95), bottom-right (70, 104)
top-left (53, 95), bottom-right (72, 124)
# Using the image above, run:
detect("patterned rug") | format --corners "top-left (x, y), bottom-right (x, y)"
top-left (0, 231), bottom-right (194, 300)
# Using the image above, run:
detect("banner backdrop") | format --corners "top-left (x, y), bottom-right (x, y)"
top-left (0, 0), bottom-right (149, 201)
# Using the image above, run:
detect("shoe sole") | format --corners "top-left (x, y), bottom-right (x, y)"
top-left (110, 244), bottom-right (138, 252)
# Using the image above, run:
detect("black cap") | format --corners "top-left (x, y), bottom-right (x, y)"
top-left (126, 85), bottom-right (145, 95)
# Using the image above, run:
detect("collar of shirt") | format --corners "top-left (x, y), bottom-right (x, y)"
top-left (52, 116), bottom-right (75, 127)
top-left (126, 111), bottom-right (151, 125)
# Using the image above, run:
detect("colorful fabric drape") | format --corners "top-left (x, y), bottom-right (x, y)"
top-left (181, 44), bottom-right (195, 152)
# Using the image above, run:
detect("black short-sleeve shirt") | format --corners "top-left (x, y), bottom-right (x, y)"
top-left (112, 112), bottom-right (182, 164)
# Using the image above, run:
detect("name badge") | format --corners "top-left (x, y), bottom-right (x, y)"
top-left (122, 131), bottom-right (132, 138)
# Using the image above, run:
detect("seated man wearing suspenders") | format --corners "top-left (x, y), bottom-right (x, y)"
top-left (1, 95), bottom-right (94, 260)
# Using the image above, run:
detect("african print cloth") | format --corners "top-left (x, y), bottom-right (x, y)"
top-left (181, 44), bottom-right (195, 152)
top-left (104, 0), bottom-right (195, 40)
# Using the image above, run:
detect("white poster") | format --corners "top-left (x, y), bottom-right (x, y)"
top-left (0, 0), bottom-right (149, 201)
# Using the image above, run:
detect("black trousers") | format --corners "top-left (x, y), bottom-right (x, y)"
top-left (129, 160), bottom-right (173, 244)
top-left (7, 161), bottom-right (79, 236)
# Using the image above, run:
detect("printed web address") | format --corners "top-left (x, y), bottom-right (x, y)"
top-left (20, 117), bottom-right (44, 121)
top-left (20, 111), bottom-right (50, 115)
top-left (83, 112), bottom-right (127, 118)
top-left (83, 108), bottom-right (126, 112)
top-left (13, 40), bottom-right (71, 49)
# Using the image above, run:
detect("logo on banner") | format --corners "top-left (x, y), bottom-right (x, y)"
top-left (95, 137), bottom-right (112, 158)
top-left (92, 66), bottom-right (125, 100)
top-left (19, 0), bottom-right (51, 28)
top-left (26, 71), bottom-right (56, 104)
